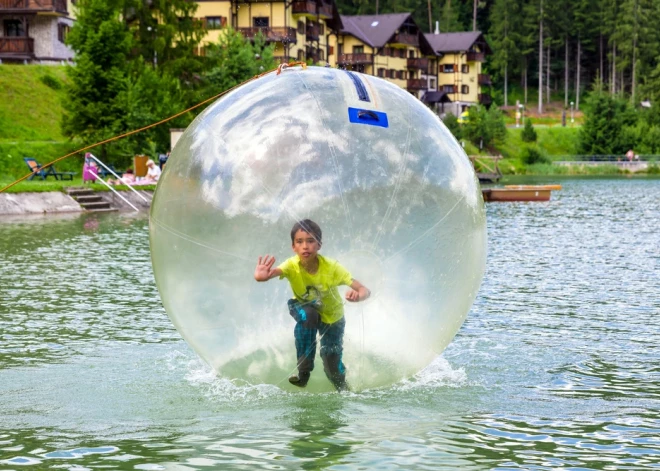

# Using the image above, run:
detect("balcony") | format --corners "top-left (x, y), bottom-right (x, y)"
top-left (306, 24), bottom-right (320, 41)
top-left (392, 33), bottom-right (419, 47)
top-left (406, 57), bottom-right (428, 72)
top-left (478, 73), bottom-right (491, 86)
top-left (337, 53), bottom-right (370, 65)
top-left (318, 4), bottom-right (333, 17)
top-left (479, 93), bottom-right (492, 105)
top-left (0, 0), bottom-right (67, 13)
top-left (305, 47), bottom-right (320, 63)
top-left (238, 27), bottom-right (297, 44)
top-left (292, 1), bottom-right (333, 18)
top-left (407, 79), bottom-right (427, 91)
top-left (466, 51), bottom-right (485, 62)
top-left (0, 37), bottom-right (34, 58)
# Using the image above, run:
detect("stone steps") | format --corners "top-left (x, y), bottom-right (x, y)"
top-left (66, 187), bottom-right (118, 212)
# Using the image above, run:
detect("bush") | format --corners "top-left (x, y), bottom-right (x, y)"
top-left (521, 145), bottom-right (550, 165)
top-left (442, 113), bottom-right (462, 140)
top-left (521, 118), bottom-right (537, 142)
top-left (462, 104), bottom-right (507, 150)
top-left (39, 74), bottom-right (63, 90)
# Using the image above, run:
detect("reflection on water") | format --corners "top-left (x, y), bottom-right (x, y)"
top-left (1, 178), bottom-right (659, 469)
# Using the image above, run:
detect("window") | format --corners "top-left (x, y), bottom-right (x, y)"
top-left (443, 64), bottom-right (455, 73)
top-left (430, 78), bottom-right (436, 89)
top-left (462, 85), bottom-right (470, 94)
top-left (378, 68), bottom-right (385, 77)
top-left (318, 49), bottom-right (324, 61)
top-left (57, 23), bottom-right (70, 43)
top-left (443, 84), bottom-right (455, 93)
top-left (297, 20), bottom-right (305, 35)
top-left (389, 69), bottom-right (396, 79)
top-left (397, 70), bottom-right (405, 80)
top-left (353, 45), bottom-right (364, 54)
top-left (253, 17), bottom-right (269, 27)
top-left (206, 16), bottom-right (226, 30)
top-left (399, 48), bottom-right (406, 58)
top-left (319, 23), bottom-right (324, 35)
top-left (297, 49), bottom-right (305, 60)
top-left (382, 47), bottom-right (390, 56)
top-left (4, 19), bottom-right (25, 37)
top-left (408, 49), bottom-right (415, 58)
top-left (462, 64), bottom-right (469, 73)
top-left (338, 44), bottom-right (343, 55)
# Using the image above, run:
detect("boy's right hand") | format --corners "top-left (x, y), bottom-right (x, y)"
top-left (254, 255), bottom-right (277, 281)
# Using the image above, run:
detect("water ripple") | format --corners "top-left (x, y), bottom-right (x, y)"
top-left (1, 179), bottom-right (660, 469)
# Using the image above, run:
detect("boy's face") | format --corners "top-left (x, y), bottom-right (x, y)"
top-left (292, 229), bottom-right (321, 261)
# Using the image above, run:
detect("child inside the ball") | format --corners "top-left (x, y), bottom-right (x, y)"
top-left (254, 219), bottom-right (370, 391)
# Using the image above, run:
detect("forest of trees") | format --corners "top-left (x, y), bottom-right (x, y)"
top-left (337, 0), bottom-right (660, 114)
top-left (63, 0), bottom-right (276, 164)
top-left (64, 0), bottom-right (660, 161)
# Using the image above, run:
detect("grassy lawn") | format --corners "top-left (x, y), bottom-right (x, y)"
top-left (499, 126), bottom-right (581, 159)
top-left (0, 176), bottom-right (156, 194)
top-left (0, 65), bottom-right (69, 141)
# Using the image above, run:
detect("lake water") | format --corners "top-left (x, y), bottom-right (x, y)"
top-left (1, 178), bottom-right (659, 470)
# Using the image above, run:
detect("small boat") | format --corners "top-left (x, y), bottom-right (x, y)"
top-left (482, 187), bottom-right (552, 202)
top-left (504, 184), bottom-right (562, 191)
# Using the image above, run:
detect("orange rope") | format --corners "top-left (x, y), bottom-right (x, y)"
top-left (0, 62), bottom-right (309, 194)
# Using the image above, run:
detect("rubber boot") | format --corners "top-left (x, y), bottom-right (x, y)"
top-left (289, 371), bottom-right (310, 387)
top-left (289, 353), bottom-right (314, 388)
top-left (322, 353), bottom-right (348, 391)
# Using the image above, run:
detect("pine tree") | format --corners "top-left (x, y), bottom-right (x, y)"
top-left (439, 0), bottom-right (462, 32)
top-left (63, 0), bottom-right (190, 165)
top-left (518, 0), bottom-right (538, 105)
top-left (614, 0), bottom-right (660, 104)
top-left (489, 0), bottom-right (520, 106)
top-left (579, 80), bottom-right (637, 154)
top-left (521, 117), bottom-right (537, 142)
top-left (62, 0), bottom-right (132, 159)
top-left (124, 0), bottom-right (207, 100)
top-left (204, 28), bottom-right (277, 94)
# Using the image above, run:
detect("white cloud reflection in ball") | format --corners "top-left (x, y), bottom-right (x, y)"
top-left (150, 66), bottom-right (486, 392)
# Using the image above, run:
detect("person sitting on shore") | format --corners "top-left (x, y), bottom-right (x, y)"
top-left (108, 169), bottom-right (135, 185)
top-left (144, 159), bottom-right (161, 183)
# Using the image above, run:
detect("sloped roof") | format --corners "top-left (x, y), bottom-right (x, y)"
top-left (422, 91), bottom-right (452, 104)
top-left (424, 31), bottom-right (492, 54)
top-left (340, 13), bottom-right (435, 55)
top-left (339, 13), bottom-right (411, 48)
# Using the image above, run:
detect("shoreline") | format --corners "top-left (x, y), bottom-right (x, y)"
top-left (0, 189), bottom-right (153, 216)
top-left (1, 175), bottom-right (658, 217)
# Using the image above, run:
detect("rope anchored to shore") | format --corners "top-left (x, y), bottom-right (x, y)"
top-left (0, 62), bottom-right (309, 194)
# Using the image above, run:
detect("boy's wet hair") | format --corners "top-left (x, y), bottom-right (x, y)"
top-left (291, 219), bottom-right (322, 244)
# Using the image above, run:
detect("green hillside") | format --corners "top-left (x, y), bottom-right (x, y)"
top-left (0, 65), bottom-right (81, 180)
top-left (0, 65), bottom-right (69, 141)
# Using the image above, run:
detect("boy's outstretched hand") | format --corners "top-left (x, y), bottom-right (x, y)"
top-left (254, 255), bottom-right (279, 282)
top-left (345, 279), bottom-right (370, 302)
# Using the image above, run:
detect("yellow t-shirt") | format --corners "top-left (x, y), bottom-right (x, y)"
top-left (278, 254), bottom-right (353, 324)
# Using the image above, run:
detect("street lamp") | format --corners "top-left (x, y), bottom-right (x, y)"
top-left (570, 101), bottom-right (575, 125)
top-left (519, 103), bottom-right (524, 127)
top-left (516, 101), bottom-right (523, 127)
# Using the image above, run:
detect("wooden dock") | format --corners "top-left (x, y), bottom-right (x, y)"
top-left (482, 184), bottom-right (561, 202)
top-left (469, 155), bottom-right (502, 183)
